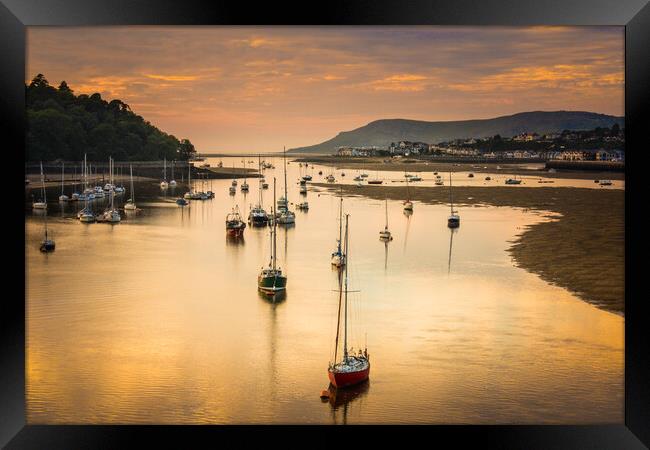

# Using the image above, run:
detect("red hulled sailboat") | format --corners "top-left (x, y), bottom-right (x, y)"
top-left (328, 214), bottom-right (370, 389)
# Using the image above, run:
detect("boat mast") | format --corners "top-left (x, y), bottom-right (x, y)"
top-left (343, 213), bottom-right (350, 362)
top-left (338, 197), bottom-right (343, 255)
top-left (258, 154), bottom-right (263, 207)
top-left (40, 161), bottom-right (46, 203)
top-left (385, 199), bottom-right (388, 229)
top-left (130, 164), bottom-right (134, 202)
top-left (449, 172), bottom-right (454, 214)
top-left (273, 177), bottom-right (277, 271)
top-left (283, 146), bottom-right (288, 204)
top-left (111, 157), bottom-right (115, 210)
top-left (163, 157), bottom-right (166, 181)
top-left (61, 162), bottom-right (65, 196)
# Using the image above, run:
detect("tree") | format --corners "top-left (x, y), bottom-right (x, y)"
top-left (26, 74), bottom-right (194, 162)
top-left (178, 139), bottom-right (196, 160)
top-left (611, 123), bottom-right (620, 136)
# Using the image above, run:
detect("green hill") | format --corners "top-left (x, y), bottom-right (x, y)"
top-left (26, 74), bottom-right (195, 162)
top-left (288, 111), bottom-right (624, 154)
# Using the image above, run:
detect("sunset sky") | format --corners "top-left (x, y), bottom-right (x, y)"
top-left (27, 26), bottom-right (624, 152)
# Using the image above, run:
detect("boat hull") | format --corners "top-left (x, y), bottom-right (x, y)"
top-left (328, 366), bottom-right (370, 388)
top-left (257, 274), bottom-right (287, 293)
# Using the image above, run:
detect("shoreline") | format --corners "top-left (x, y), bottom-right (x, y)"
top-left (312, 182), bottom-right (624, 315)
top-left (295, 157), bottom-right (626, 181)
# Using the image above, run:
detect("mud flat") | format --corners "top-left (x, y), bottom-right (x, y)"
top-left (313, 182), bottom-right (625, 315)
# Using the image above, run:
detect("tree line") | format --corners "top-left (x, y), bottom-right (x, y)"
top-left (26, 74), bottom-right (196, 162)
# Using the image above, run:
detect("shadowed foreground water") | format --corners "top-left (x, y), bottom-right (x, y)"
top-left (25, 156), bottom-right (623, 424)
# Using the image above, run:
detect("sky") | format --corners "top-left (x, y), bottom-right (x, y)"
top-left (27, 26), bottom-right (624, 153)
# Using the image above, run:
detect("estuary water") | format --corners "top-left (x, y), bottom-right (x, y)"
top-left (25, 156), bottom-right (623, 424)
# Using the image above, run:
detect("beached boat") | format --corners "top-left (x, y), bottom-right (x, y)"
top-left (599, 179), bottom-right (613, 186)
top-left (435, 174), bottom-right (444, 185)
top-left (296, 202), bottom-right (309, 210)
top-left (226, 205), bottom-right (246, 237)
top-left (326, 174), bottom-right (336, 183)
top-left (328, 214), bottom-right (369, 389)
top-left (368, 171), bottom-right (383, 185)
top-left (505, 175), bottom-right (522, 185)
top-left (379, 199), bottom-right (393, 240)
top-left (258, 178), bottom-right (287, 295)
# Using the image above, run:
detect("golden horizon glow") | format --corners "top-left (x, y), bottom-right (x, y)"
top-left (27, 26), bottom-right (624, 152)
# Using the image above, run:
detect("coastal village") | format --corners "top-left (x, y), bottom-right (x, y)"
top-left (335, 125), bottom-right (625, 162)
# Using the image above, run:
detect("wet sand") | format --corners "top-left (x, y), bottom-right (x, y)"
top-left (296, 157), bottom-right (626, 181)
top-left (313, 182), bottom-right (624, 314)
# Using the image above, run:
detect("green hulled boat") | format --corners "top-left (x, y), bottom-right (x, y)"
top-left (258, 177), bottom-right (287, 294)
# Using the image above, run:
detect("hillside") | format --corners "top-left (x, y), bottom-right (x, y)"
top-left (26, 74), bottom-right (196, 162)
top-left (288, 111), bottom-right (624, 154)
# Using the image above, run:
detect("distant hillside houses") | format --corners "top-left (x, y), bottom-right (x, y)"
top-left (388, 141), bottom-right (430, 155)
top-left (551, 149), bottom-right (625, 161)
top-left (336, 146), bottom-right (378, 157)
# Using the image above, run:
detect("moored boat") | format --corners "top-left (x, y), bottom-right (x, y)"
top-left (258, 178), bottom-right (287, 294)
top-left (328, 214), bottom-right (369, 388)
top-left (226, 205), bottom-right (246, 237)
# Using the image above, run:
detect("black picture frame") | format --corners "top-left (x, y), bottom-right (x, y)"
top-left (2, 0), bottom-right (648, 448)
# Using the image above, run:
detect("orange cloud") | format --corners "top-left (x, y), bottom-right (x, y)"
top-left (145, 74), bottom-right (198, 81)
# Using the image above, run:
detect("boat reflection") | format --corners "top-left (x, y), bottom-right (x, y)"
top-left (258, 289), bottom-right (286, 304)
top-left (448, 227), bottom-right (458, 275)
top-left (326, 380), bottom-right (370, 424)
top-left (226, 234), bottom-right (245, 246)
top-left (384, 240), bottom-right (389, 271)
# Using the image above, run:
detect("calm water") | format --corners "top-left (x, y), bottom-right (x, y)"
top-left (25, 156), bottom-right (623, 424)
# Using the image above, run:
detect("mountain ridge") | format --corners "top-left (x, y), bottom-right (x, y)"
top-left (288, 111), bottom-right (624, 154)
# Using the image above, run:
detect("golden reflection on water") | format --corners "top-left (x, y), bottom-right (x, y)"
top-left (26, 157), bottom-right (623, 424)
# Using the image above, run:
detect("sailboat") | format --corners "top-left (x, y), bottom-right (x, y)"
top-left (99, 157), bottom-right (121, 223)
top-left (276, 147), bottom-right (295, 225)
top-left (70, 166), bottom-right (80, 201)
top-left (78, 154), bottom-right (96, 223)
top-left (258, 178), bottom-right (287, 294)
top-left (32, 162), bottom-right (48, 210)
top-left (241, 159), bottom-right (249, 192)
top-left (249, 155), bottom-right (269, 226)
top-left (124, 164), bottom-right (137, 210)
top-left (367, 171), bottom-right (383, 185)
top-left (226, 205), bottom-right (246, 237)
top-left (328, 214), bottom-right (369, 388)
top-left (169, 160), bottom-right (177, 186)
top-left (505, 174), bottom-right (522, 185)
top-left (183, 161), bottom-right (199, 200)
top-left (160, 157), bottom-right (169, 189)
top-left (403, 176), bottom-right (413, 211)
top-left (39, 189), bottom-right (55, 253)
top-left (331, 197), bottom-right (346, 267)
top-left (379, 199), bottom-right (393, 240)
top-left (447, 172), bottom-right (460, 228)
top-left (58, 163), bottom-right (69, 202)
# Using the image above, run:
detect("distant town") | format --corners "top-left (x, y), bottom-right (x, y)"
top-left (335, 125), bottom-right (624, 162)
